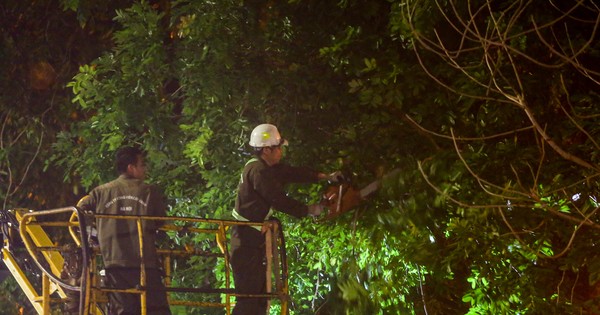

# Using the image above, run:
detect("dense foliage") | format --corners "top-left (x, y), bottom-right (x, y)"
top-left (1, 0), bottom-right (599, 314)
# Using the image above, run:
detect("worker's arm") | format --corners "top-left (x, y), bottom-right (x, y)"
top-left (253, 166), bottom-right (309, 219)
top-left (272, 163), bottom-right (320, 184)
top-left (77, 193), bottom-right (96, 212)
top-left (275, 163), bottom-right (343, 183)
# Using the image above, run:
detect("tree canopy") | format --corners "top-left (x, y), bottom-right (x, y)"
top-left (1, 0), bottom-right (599, 314)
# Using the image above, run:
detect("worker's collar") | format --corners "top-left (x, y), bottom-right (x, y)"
top-left (118, 174), bottom-right (143, 181)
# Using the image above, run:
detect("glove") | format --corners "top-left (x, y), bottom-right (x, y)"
top-left (307, 204), bottom-right (324, 217)
top-left (327, 171), bottom-right (345, 183)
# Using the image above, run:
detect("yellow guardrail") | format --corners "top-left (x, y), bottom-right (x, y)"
top-left (2, 207), bottom-right (289, 315)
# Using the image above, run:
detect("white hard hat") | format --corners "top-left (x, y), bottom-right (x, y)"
top-left (249, 124), bottom-right (288, 147)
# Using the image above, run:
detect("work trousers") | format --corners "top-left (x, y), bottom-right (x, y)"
top-left (230, 226), bottom-right (268, 315)
top-left (105, 267), bottom-right (171, 315)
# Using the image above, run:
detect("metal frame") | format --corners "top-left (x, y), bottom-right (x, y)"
top-left (2, 207), bottom-right (290, 315)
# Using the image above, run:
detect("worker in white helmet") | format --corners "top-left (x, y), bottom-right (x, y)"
top-left (230, 123), bottom-right (342, 315)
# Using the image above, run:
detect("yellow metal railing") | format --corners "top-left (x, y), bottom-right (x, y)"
top-left (4, 207), bottom-right (290, 315)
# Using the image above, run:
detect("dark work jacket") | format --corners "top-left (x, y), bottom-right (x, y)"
top-left (78, 175), bottom-right (167, 268)
top-left (232, 158), bottom-right (319, 248)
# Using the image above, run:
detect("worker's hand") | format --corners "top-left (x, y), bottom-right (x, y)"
top-left (326, 171), bottom-right (345, 183)
top-left (307, 204), bottom-right (324, 217)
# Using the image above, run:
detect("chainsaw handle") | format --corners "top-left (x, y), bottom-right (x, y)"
top-left (319, 183), bottom-right (362, 221)
top-left (334, 170), bottom-right (352, 184)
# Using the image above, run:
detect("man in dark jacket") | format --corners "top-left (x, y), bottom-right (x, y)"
top-left (231, 124), bottom-right (341, 315)
top-left (79, 146), bottom-right (171, 315)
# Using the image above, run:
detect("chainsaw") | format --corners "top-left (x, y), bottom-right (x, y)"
top-left (321, 169), bottom-right (399, 220)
